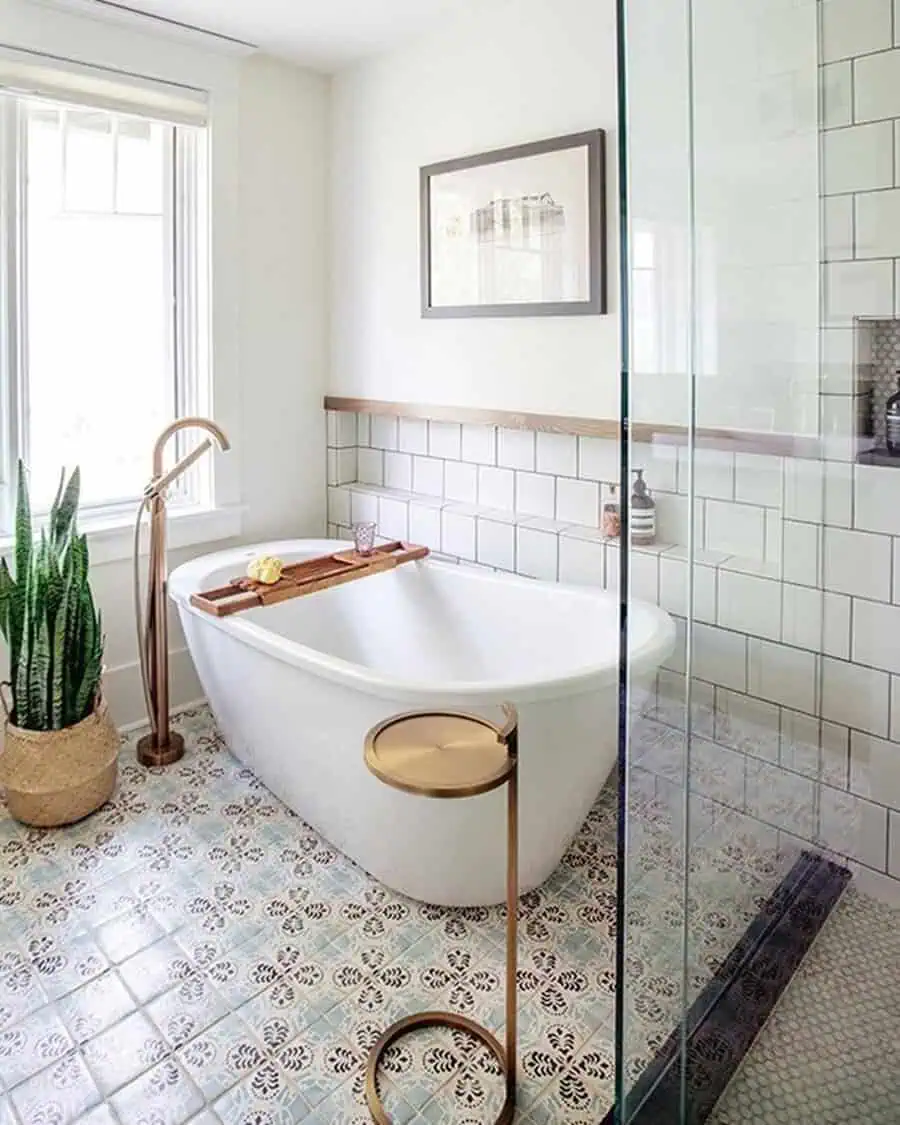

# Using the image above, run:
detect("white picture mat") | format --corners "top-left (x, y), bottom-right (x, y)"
top-left (429, 145), bottom-right (591, 308)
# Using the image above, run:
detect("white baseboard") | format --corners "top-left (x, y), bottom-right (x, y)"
top-left (102, 647), bottom-right (204, 730)
top-left (0, 649), bottom-right (204, 750)
top-left (117, 696), bottom-right (208, 736)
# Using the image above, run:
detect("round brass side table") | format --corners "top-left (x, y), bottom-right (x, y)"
top-left (363, 705), bottom-right (519, 1125)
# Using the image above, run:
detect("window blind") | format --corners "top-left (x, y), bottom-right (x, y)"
top-left (0, 44), bottom-right (208, 126)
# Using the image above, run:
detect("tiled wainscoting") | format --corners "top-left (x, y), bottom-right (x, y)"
top-left (326, 408), bottom-right (900, 901)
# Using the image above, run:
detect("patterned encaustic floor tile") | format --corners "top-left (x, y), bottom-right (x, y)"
top-left (0, 707), bottom-right (796, 1124)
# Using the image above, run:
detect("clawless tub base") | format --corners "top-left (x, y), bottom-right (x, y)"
top-left (170, 540), bottom-right (674, 906)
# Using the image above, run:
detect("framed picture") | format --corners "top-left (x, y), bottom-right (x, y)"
top-left (420, 129), bottom-right (606, 319)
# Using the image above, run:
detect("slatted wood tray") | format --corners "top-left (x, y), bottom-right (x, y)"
top-left (190, 541), bottom-right (430, 617)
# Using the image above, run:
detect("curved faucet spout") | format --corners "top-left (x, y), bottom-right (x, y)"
top-left (152, 416), bottom-right (231, 478)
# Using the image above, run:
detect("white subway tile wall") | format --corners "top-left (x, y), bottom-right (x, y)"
top-left (428, 420), bottom-right (462, 460)
top-left (461, 423), bottom-right (496, 464)
top-left (356, 447), bottom-right (384, 486)
top-left (384, 451), bottom-right (413, 492)
top-left (327, 408), bottom-right (900, 742)
top-left (820, 0), bottom-right (892, 64)
top-left (477, 517), bottom-right (515, 571)
top-left (444, 460), bottom-right (478, 504)
top-left (412, 455), bottom-right (444, 497)
top-left (379, 495), bottom-right (409, 541)
top-left (579, 435), bottom-right (619, 481)
top-left (824, 525), bottom-right (892, 600)
top-left (536, 431), bottom-right (578, 477)
top-left (497, 427), bottom-right (535, 470)
top-left (398, 417), bottom-right (428, 455)
top-left (517, 525), bottom-right (559, 581)
top-left (558, 534), bottom-right (605, 587)
top-left (441, 510), bottom-right (476, 560)
top-left (324, 64), bottom-right (900, 903)
top-left (556, 476), bottom-right (600, 526)
top-left (370, 415), bottom-right (398, 451)
top-left (821, 60), bottom-right (852, 129)
top-left (408, 499), bottom-right (441, 546)
top-left (515, 472), bottom-right (556, 518)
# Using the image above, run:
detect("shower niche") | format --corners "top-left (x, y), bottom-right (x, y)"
top-left (856, 318), bottom-right (900, 466)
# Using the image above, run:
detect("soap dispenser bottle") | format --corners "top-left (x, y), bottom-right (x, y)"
top-left (631, 469), bottom-right (656, 545)
top-left (886, 371), bottom-right (900, 455)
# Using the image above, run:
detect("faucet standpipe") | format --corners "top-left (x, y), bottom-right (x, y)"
top-left (133, 418), bottom-right (230, 768)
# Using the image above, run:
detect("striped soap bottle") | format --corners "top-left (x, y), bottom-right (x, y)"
top-left (631, 469), bottom-right (656, 546)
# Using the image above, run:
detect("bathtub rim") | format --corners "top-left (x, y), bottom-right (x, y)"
top-left (169, 538), bottom-right (674, 705)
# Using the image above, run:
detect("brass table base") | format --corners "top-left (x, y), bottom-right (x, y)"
top-left (137, 731), bottom-right (184, 768)
top-left (365, 1011), bottom-right (515, 1125)
top-left (363, 706), bottom-right (519, 1125)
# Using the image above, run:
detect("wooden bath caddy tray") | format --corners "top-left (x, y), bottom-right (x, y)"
top-left (190, 541), bottom-right (430, 617)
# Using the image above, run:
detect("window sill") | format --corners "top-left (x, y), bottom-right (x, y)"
top-left (0, 504), bottom-right (244, 567)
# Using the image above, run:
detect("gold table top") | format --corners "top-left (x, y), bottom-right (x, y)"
top-left (364, 710), bottom-right (515, 799)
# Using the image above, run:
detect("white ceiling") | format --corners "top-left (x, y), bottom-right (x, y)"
top-left (86, 0), bottom-right (491, 70)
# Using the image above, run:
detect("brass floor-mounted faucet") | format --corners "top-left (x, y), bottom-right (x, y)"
top-left (133, 417), bottom-right (230, 767)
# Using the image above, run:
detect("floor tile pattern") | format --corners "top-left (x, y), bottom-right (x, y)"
top-left (709, 886), bottom-right (900, 1125)
top-left (0, 708), bottom-right (784, 1124)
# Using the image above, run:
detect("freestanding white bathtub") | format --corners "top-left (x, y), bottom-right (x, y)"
top-left (169, 540), bottom-right (674, 906)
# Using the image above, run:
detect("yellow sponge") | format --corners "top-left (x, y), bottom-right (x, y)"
top-left (247, 556), bottom-right (284, 585)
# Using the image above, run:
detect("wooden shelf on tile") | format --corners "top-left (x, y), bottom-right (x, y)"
top-left (325, 395), bottom-right (824, 459)
top-left (190, 541), bottom-right (430, 617)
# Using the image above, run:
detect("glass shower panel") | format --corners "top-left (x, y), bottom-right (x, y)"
top-left (684, 0), bottom-right (822, 972)
top-left (617, 0), bottom-right (823, 1121)
top-left (617, 0), bottom-right (694, 1116)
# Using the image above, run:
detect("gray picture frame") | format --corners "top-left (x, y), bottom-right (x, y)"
top-left (420, 129), bottom-right (606, 319)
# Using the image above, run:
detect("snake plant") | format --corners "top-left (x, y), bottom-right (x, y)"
top-left (0, 461), bottom-right (104, 731)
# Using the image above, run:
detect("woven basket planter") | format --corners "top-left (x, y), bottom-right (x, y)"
top-left (0, 699), bottom-right (119, 828)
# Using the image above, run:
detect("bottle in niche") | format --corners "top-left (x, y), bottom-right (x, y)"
top-left (886, 372), bottom-right (900, 455)
top-left (602, 485), bottom-right (621, 540)
top-left (859, 385), bottom-right (875, 440)
top-left (631, 469), bottom-right (656, 545)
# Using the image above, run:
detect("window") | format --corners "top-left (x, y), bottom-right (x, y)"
top-left (0, 63), bottom-right (210, 532)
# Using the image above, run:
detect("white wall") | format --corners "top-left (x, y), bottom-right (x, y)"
top-left (0, 3), bottom-right (330, 727)
top-left (329, 0), bottom-right (620, 419)
top-left (236, 56), bottom-right (330, 544)
top-left (626, 0), bottom-right (820, 435)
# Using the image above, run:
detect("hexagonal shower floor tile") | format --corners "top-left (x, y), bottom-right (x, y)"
top-left (709, 887), bottom-right (900, 1125)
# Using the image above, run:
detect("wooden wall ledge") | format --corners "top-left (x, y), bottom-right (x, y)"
top-left (324, 396), bottom-right (823, 461)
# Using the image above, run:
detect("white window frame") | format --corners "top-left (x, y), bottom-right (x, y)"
top-left (0, 91), bottom-right (214, 536)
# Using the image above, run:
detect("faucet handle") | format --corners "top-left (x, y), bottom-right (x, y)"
top-left (146, 438), bottom-right (214, 499)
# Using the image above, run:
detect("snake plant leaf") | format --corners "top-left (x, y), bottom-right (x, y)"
top-left (74, 600), bottom-right (101, 721)
top-left (50, 468), bottom-right (80, 553)
top-left (14, 460), bottom-right (31, 586)
top-left (70, 533), bottom-right (88, 593)
top-left (14, 604), bottom-right (31, 728)
top-left (47, 468), bottom-right (65, 551)
top-left (0, 557), bottom-right (12, 644)
top-left (66, 584), bottom-right (87, 725)
top-left (44, 543), bottom-right (63, 639)
top-left (33, 611), bottom-right (51, 729)
top-left (7, 462), bottom-right (31, 679)
top-left (1, 461), bottom-right (103, 730)
top-left (51, 584), bottom-right (70, 729)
